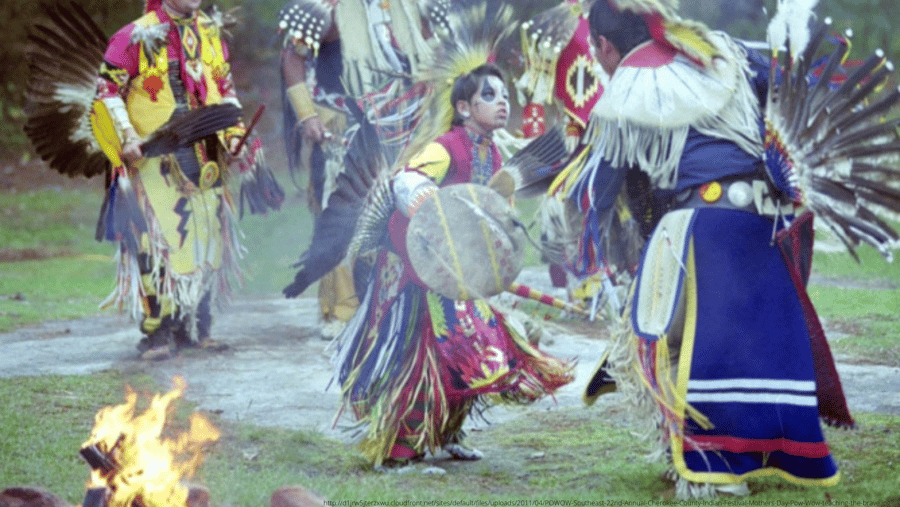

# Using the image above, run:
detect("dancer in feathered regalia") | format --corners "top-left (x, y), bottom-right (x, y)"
top-left (23, 0), bottom-right (283, 360)
top-left (330, 3), bottom-right (575, 470)
top-left (278, 0), bottom-right (447, 337)
top-left (535, 0), bottom-right (900, 498)
top-left (514, 0), bottom-right (608, 304)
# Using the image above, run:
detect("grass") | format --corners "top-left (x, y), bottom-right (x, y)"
top-left (0, 187), bottom-right (116, 331)
top-left (1, 178), bottom-right (899, 358)
top-left (808, 238), bottom-right (900, 366)
top-left (2, 374), bottom-right (899, 506)
top-left (0, 180), bottom-right (313, 332)
top-left (1, 171), bottom-right (899, 506)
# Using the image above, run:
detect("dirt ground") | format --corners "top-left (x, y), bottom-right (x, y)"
top-left (2, 150), bottom-right (899, 473)
top-left (1, 266), bottom-right (898, 452)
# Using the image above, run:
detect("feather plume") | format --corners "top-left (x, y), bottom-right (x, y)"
top-left (238, 139), bottom-right (285, 218)
top-left (766, 0), bottom-right (819, 57)
top-left (130, 22), bottom-right (169, 60)
top-left (492, 126), bottom-right (570, 198)
top-left (515, 1), bottom-right (582, 105)
top-left (95, 169), bottom-right (148, 253)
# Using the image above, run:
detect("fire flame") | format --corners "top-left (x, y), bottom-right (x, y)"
top-left (82, 376), bottom-right (220, 507)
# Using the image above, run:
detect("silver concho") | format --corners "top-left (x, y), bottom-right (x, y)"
top-left (727, 180), bottom-right (754, 208)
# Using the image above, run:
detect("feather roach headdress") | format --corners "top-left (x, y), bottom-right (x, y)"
top-left (603, 0), bottom-right (722, 67)
top-left (763, 0), bottom-right (900, 261)
top-left (398, 0), bottom-right (517, 167)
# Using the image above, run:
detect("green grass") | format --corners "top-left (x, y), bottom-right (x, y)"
top-left (0, 181), bottom-right (314, 331)
top-left (808, 243), bottom-right (900, 366)
top-left (1, 184), bottom-right (899, 505)
top-left (0, 188), bottom-right (117, 331)
top-left (233, 191), bottom-right (313, 297)
top-left (2, 374), bottom-right (899, 506)
top-left (0, 187), bottom-right (109, 255)
top-left (2, 182), bottom-right (899, 365)
top-left (811, 228), bottom-right (900, 281)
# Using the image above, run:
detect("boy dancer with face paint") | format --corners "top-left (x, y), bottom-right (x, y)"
top-left (333, 64), bottom-right (574, 471)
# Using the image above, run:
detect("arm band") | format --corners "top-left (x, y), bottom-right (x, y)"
top-left (286, 82), bottom-right (318, 122)
top-left (101, 96), bottom-right (138, 142)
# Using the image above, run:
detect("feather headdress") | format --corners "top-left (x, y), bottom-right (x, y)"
top-left (515, 0), bottom-right (585, 106)
top-left (609, 0), bottom-right (722, 67)
top-left (397, 0), bottom-right (516, 168)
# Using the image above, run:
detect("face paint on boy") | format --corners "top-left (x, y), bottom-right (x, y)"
top-left (465, 75), bottom-right (509, 135)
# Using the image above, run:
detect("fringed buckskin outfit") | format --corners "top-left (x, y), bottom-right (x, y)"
top-left (96, 4), bottom-right (248, 349)
top-left (335, 125), bottom-right (574, 465)
top-left (562, 30), bottom-right (853, 493)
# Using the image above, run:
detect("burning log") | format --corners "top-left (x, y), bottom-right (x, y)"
top-left (79, 377), bottom-right (220, 507)
top-left (79, 444), bottom-right (119, 475)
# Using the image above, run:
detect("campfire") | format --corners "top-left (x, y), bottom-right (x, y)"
top-left (79, 377), bottom-right (220, 507)
top-left (1, 376), bottom-right (327, 507)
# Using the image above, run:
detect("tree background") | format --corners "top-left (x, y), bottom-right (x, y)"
top-left (1, 0), bottom-right (898, 166)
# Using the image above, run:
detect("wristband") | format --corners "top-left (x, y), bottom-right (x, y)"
top-left (286, 82), bottom-right (318, 122)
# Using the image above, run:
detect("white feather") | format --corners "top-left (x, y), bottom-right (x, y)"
top-left (767, 0), bottom-right (819, 55)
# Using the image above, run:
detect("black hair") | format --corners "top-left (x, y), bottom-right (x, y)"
top-left (587, 0), bottom-right (652, 56)
top-left (450, 63), bottom-right (505, 127)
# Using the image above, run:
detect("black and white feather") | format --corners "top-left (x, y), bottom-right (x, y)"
top-left (495, 126), bottom-right (570, 198)
top-left (283, 99), bottom-right (388, 298)
top-left (764, 2), bottom-right (900, 262)
top-left (238, 140), bottom-right (286, 218)
top-left (23, 1), bottom-right (110, 178)
top-left (140, 104), bottom-right (243, 157)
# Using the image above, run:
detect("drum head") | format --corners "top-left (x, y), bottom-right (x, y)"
top-left (406, 183), bottom-right (525, 300)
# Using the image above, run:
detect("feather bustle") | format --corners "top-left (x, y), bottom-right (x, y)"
top-left (765, 9), bottom-right (900, 260)
top-left (23, 1), bottom-right (110, 178)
